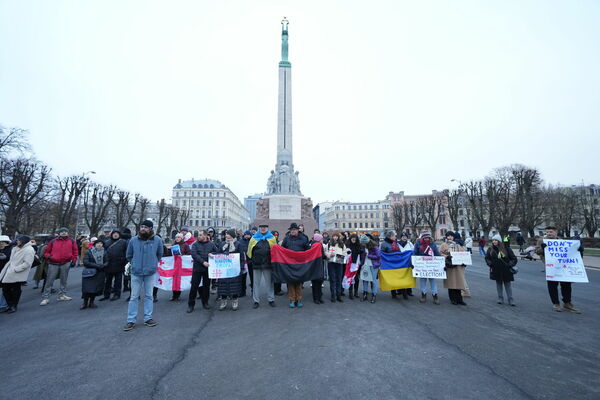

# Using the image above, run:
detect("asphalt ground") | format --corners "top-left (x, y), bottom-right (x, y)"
top-left (1, 254), bottom-right (599, 400)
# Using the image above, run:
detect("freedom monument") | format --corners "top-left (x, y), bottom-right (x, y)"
top-left (252, 18), bottom-right (317, 234)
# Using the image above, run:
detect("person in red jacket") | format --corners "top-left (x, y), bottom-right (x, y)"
top-left (180, 226), bottom-right (195, 246)
top-left (40, 227), bottom-right (79, 306)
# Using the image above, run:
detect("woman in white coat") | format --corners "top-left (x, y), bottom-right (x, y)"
top-left (0, 235), bottom-right (35, 313)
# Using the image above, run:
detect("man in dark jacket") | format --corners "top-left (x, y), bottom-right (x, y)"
top-left (237, 230), bottom-right (253, 297)
top-left (101, 230), bottom-right (128, 301)
top-left (41, 227), bottom-right (78, 306)
top-left (121, 228), bottom-right (132, 293)
top-left (282, 223), bottom-right (310, 308)
top-left (187, 230), bottom-right (219, 313)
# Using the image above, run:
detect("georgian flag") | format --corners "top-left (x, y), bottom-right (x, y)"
top-left (155, 255), bottom-right (194, 291)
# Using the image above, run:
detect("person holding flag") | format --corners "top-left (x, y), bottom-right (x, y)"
top-left (180, 226), bottom-right (195, 246)
top-left (187, 230), bottom-right (219, 313)
top-left (281, 223), bottom-right (311, 308)
top-left (246, 224), bottom-right (278, 309)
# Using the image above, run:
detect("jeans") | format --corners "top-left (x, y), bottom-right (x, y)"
top-left (479, 246), bottom-right (486, 256)
top-left (253, 269), bottom-right (274, 303)
top-left (496, 281), bottom-right (513, 303)
top-left (361, 266), bottom-right (379, 294)
top-left (419, 278), bottom-right (438, 295)
top-left (327, 262), bottom-right (344, 297)
top-left (127, 273), bottom-right (156, 323)
top-left (42, 262), bottom-right (71, 299)
top-left (0, 292), bottom-right (7, 308)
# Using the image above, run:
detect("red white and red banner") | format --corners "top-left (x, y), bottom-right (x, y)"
top-left (155, 255), bottom-right (193, 291)
top-left (342, 258), bottom-right (360, 289)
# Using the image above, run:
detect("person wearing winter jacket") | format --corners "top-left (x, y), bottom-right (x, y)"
top-left (464, 236), bottom-right (473, 254)
top-left (81, 239), bottom-right (108, 309)
top-left (346, 233), bottom-right (366, 300)
top-left (282, 223), bottom-right (311, 308)
top-left (180, 226), bottom-right (195, 246)
top-left (100, 230), bottom-right (128, 301)
top-left (362, 235), bottom-right (381, 303)
top-left (216, 230), bottom-right (244, 311)
top-left (187, 230), bottom-right (219, 313)
top-left (157, 232), bottom-right (192, 302)
top-left (247, 224), bottom-right (278, 309)
top-left (440, 231), bottom-right (467, 305)
top-left (485, 234), bottom-right (517, 306)
top-left (380, 230), bottom-right (412, 299)
top-left (0, 235), bottom-right (35, 313)
top-left (326, 231), bottom-right (347, 303)
top-left (413, 232), bottom-right (441, 305)
top-left (41, 227), bottom-right (79, 306)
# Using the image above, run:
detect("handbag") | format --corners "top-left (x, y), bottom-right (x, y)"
top-left (510, 266), bottom-right (519, 274)
top-left (82, 267), bottom-right (96, 278)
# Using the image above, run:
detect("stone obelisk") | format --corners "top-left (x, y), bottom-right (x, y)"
top-left (253, 18), bottom-right (316, 234)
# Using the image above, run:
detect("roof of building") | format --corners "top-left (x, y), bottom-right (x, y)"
top-left (173, 179), bottom-right (227, 190)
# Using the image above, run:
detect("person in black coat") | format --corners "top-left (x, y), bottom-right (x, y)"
top-left (101, 230), bottom-right (128, 301)
top-left (237, 231), bottom-right (253, 297)
top-left (121, 228), bottom-right (132, 294)
top-left (282, 223), bottom-right (311, 308)
top-left (485, 235), bottom-right (517, 306)
top-left (81, 240), bottom-right (108, 309)
top-left (217, 230), bottom-right (244, 311)
top-left (187, 230), bottom-right (219, 313)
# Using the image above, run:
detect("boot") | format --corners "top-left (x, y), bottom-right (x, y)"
top-left (80, 299), bottom-right (88, 310)
top-left (420, 293), bottom-right (427, 303)
top-left (402, 290), bottom-right (409, 300)
top-left (231, 298), bottom-right (239, 311)
top-left (348, 291), bottom-right (354, 300)
top-left (361, 291), bottom-right (368, 302)
top-left (563, 302), bottom-right (581, 313)
top-left (391, 290), bottom-right (397, 299)
top-left (218, 298), bottom-right (228, 311)
top-left (433, 294), bottom-right (440, 305)
top-left (331, 295), bottom-right (336, 303)
top-left (370, 294), bottom-right (376, 303)
top-left (89, 298), bottom-right (97, 309)
top-left (336, 295), bottom-right (343, 302)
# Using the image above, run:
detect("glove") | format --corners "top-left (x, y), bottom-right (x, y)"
top-left (541, 243), bottom-right (547, 249)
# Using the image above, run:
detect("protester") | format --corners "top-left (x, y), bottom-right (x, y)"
top-left (536, 226), bottom-right (583, 313)
top-left (207, 227), bottom-right (219, 295)
top-left (397, 232), bottom-right (415, 298)
top-left (359, 235), bottom-right (381, 303)
top-left (121, 228), bottom-right (132, 294)
top-left (80, 236), bottom-right (90, 266)
top-left (40, 227), bottom-right (78, 306)
top-left (440, 231), bottom-right (468, 305)
top-left (33, 238), bottom-right (50, 290)
top-left (123, 220), bottom-right (163, 331)
top-left (237, 230), bottom-right (253, 297)
top-left (162, 232), bottom-right (191, 301)
top-left (326, 231), bottom-right (347, 303)
top-left (310, 233), bottom-right (327, 304)
top-left (217, 230), bottom-right (244, 311)
top-left (413, 232), bottom-right (441, 304)
top-left (187, 230), bottom-right (219, 313)
top-left (100, 230), bottom-right (128, 301)
top-left (0, 235), bottom-right (13, 312)
top-left (247, 224), bottom-right (278, 309)
top-left (380, 230), bottom-right (403, 299)
top-left (99, 229), bottom-right (112, 247)
top-left (0, 235), bottom-right (35, 313)
top-left (485, 234), bottom-right (517, 306)
top-left (346, 233), bottom-right (365, 300)
top-left (180, 226), bottom-right (195, 246)
top-left (478, 236), bottom-right (486, 256)
top-left (282, 223), bottom-right (310, 308)
top-left (81, 239), bottom-right (108, 309)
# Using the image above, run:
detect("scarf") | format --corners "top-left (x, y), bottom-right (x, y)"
top-left (90, 247), bottom-right (104, 265)
top-left (420, 239), bottom-right (433, 255)
top-left (222, 239), bottom-right (236, 253)
top-left (253, 230), bottom-right (274, 241)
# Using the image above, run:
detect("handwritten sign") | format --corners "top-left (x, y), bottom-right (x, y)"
top-left (208, 253), bottom-right (241, 279)
top-left (544, 239), bottom-right (588, 283)
top-left (411, 256), bottom-right (446, 279)
top-left (450, 251), bottom-right (472, 266)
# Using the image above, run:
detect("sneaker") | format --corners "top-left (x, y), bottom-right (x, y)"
top-left (6, 307), bottom-right (16, 314)
top-left (289, 302), bottom-right (295, 308)
top-left (40, 299), bottom-right (49, 306)
top-left (232, 298), bottom-right (239, 311)
top-left (144, 319), bottom-right (158, 327)
top-left (218, 299), bottom-right (227, 311)
top-left (57, 295), bottom-right (72, 301)
top-left (296, 301), bottom-right (303, 308)
top-left (123, 322), bottom-right (135, 331)
top-left (563, 303), bottom-right (581, 314)
top-left (110, 295), bottom-right (120, 301)
top-left (268, 301), bottom-right (276, 307)
top-left (552, 304), bottom-right (562, 312)
top-left (432, 294), bottom-right (440, 305)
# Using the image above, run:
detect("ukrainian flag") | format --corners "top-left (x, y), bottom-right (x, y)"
top-left (379, 250), bottom-right (416, 291)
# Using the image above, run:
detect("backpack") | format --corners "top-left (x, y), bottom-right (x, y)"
top-left (252, 240), bottom-right (271, 265)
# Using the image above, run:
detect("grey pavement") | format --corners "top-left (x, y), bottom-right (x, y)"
top-left (1, 254), bottom-right (599, 400)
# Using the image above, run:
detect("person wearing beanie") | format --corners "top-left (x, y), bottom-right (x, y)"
top-left (216, 230), bottom-right (244, 311)
top-left (310, 233), bottom-right (327, 304)
top-left (41, 227), bottom-right (78, 306)
top-left (413, 232), bottom-right (441, 304)
top-left (345, 234), bottom-right (366, 300)
top-left (440, 231), bottom-right (468, 305)
top-left (363, 235), bottom-right (381, 303)
top-left (81, 239), bottom-right (108, 310)
top-left (485, 234), bottom-right (518, 306)
top-left (180, 226), bottom-right (195, 246)
top-left (100, 230), bottom-right (128, 302)
top-left (282, 223), bottom-right (311, 308)
top-left (237, 230), bottom-right (254, 298)
top-left (123, 219), bottom-right (163, 331)
top-left (380, 230), bottom-right (405, 299)
top-left (0, 235), bottom-right (35, 313)
top-left (326, 231), bottom-right (347, 303)
top-left (246, 224), bottom-right (278, 309)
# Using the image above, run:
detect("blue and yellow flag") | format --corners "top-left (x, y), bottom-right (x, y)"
top-left (379, 250), bottom-right (416, 290)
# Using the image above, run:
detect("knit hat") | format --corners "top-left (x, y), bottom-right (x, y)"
top-left (288, 222), bottom-right (300, 230)
top-left (57, 227), bottom-right (69, 233)
top-left (252, 226), bottom-right (259, 231)
top-left (419, 232), bottom-right (432, 240)
top-left (90, 237), bottom-right (98, 242)
top-left (400, 232), bottom-right (409, 239)
top-left (141, 219), bottom-right (153, 228)
top-left (16, 234), bottom-right (31, 244)
top-left (226, 229), bottom-right (236, 238)
top-left (385, 230), bottom-right (397, 239)
top-left (243, 230), bottom-right (252, 237)
top-left (313, 233), bottom-right (323, 242)
top-left (0, 235), bottom-right (10, 243)
top-left (445, 230), bottom-right (455, 238)
top-left (491, 234), bottom-right (502, 242)
top-left (181, 226), bottom-right (190, 232)
top-left (359, 234), bottom-right (370, 244)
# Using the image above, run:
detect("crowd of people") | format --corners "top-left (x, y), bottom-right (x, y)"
top-left (0, 221), bottom-right (585, 331)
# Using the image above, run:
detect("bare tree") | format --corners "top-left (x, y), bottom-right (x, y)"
top-left (445, 189), bottom-right (462, 232)
top-left (576, 185), bottom-right (599, 237)
top-left (55, 175), bottom-right (90, 232)
top-left (512, 166), bottom-right (547, 238)
top-left (486, 168), bottom-right (520, 237)
top-left (391, 203), bottom-right (406, 233)
top-left (0, 125), bottom-right (31, 158)
top-left (404, 200), bottom-right (423, 239)
top-left (156, 198), bottom-right (171, 237)
top-left (418, 195), bottom-right (443, 239)
top-left (0, 158), bottom-right (51, 236)
top-left (83, 183), bottom-right (116, 235)
top-left (112, 190), bottom-right (131, 229)
top-left (129, 194), bottom-right (151, 231)
top-left (461, 180), bottom-right (494, 237)
top-left (546, 186), bottom-right (578, 238)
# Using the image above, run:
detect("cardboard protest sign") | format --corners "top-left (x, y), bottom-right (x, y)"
top-left (411, 256), bottom-right (447, 279)
top-left (450, 251), bottom-right (472, 265)
top-left (208, 253), bottom-right (241, 279)
top-left (544, 239), bottom-right (588, 283)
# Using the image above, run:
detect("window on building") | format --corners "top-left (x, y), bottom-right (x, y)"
top-left (359, 205), bottom-right (362, 210)
top-left (209, 201), bottom-right (212, 206)
top-left (182, 200), bottom-right (187, 206)
top-left (201, 220), bottom-right (205, 226)
top-left (175, 200), bottom-right (179, 207)
top-left (203, 192), bottom-right (206, 197)
top-left (342, 223), bottom-right (346, 228)
top-left (353, 223), bottom-right (357, 228)
top-left (460, 220), bottom-right (464, 227)
top-left (216, 200), bottom-right (219, 206)
top-left (336, 214), bottom-right (339, 219)
top-left (215, 210), bottom-right (219, 217)
top-left (208, 211), bottom-right (212, 217)
top-left (384, 222), bottom-right (388, 228)
top-left (370, 205), bottom-right (373, 210)
top-left (175, 192), bottom-right (179, 197)
top-left (209, 192), bottom-right (212, 197)
top-left (459, 209), bottom-right (463, 216)
top-left (184, 192), bottom-right (187, 197)
top-left (359, 223), bottom-right (363, 228)
top-left (371, 222), bottom-right (374, 228)
top-left (335, 223), bottom-right (338, 228)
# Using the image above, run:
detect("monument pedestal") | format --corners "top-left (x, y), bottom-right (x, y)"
top-left (252, 195), bottom-right (317, 236)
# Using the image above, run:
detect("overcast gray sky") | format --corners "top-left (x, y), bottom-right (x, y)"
top-left (1, 0), bottom-right (598, 206)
